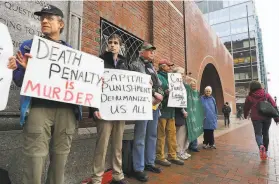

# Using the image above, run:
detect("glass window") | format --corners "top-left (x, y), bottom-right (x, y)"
top-left (235, 73), bottom-right (240, 80)
top-left (223, 0), bottom-right (230, 8)
top-left (196, 1), bottom-right (209, 14)
top-left (229, 0), bottom-right (248, 7)
top-left (208, 1), bottom-right (223, 12)
top-left (231, 31), bottom-right (255, 50)
top-left (248, 16), bottom-right (256, 31)
top-left (209, 8), bottom-right (229, 25)
top-left (220, 36), bottom-right (232, 50)
top-left (229, 2), bottom-right (253, 20)
top-left (211, 22), bottom-right (230, 37)
top-left (230, 18), bottom-right (247, 34)
top-left (233, 49), bottom-right (257, 64)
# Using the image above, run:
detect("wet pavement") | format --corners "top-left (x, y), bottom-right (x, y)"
top-left (126, 120), bottom-right (279, 184)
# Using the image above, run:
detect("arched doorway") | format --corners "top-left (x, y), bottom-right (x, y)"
top-left (200, 64), bottom-right (224, 114)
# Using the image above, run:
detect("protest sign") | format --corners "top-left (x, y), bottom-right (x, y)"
top-left (167, 73), bottom-right (187, 108)
top-left (0, 23), bottom-right (13, 111)
top-left (21, 36), bottom-right (104, 108)
top-left (100, 69), bottom-right (152, 120)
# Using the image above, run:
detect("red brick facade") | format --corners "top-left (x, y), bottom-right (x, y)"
top-left (81, 1), bottom-right (236, 118)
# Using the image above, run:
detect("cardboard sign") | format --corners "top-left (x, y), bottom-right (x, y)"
top-left (21, 36), bottom-right (104, 108)
top-left (167, 73), bottom-right (187, 108)
top-left (100, 69), bottom-right (153, 120)
top-left (0, 23), bottom-right (13, 111)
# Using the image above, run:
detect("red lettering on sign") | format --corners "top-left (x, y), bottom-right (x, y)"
top-left (76, 92), bottom-right (84, 104)
top-left (63, 90), bottom-right (74, 102)
top-left (24, 80), bottom-right (41, 96)
top-left (52, 87), bottom-right (61, 99)
top-left (85, 94), bottom-right (93, 106)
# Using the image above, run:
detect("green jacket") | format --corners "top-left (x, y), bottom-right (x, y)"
top-left (157, 71), bottom-right (175, 118)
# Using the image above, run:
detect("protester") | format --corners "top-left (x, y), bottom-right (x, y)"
top-left (7, 5), bottom-right (82, 184)
top-left (88, 34), bottom-right (129, 184)
top-left (244, 80), bottom-right (279, 160)
top-left (155, 59), bottom-right (184, 166)
top-left (173, 67), bottom-right (190, 160)
top-left (128, 43), bottom-right (164, 182)
top-left (222, 102), bottom-right (231, 127)
top-left (187, 80), bottom-right (204, 153)
top-left (201, 86), bottom-right (218, 149)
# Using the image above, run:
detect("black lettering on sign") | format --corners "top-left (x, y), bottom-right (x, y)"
top-left (0, 17), bottom-right (22, 31)
top-left (0, 47), bottom-right (3, 56)
top-left (0, 78), bottom-right (3, 82)
top-left (132, 105), bottom-right (146, 114)
top-left (110, 105), bottom-right (127, 114)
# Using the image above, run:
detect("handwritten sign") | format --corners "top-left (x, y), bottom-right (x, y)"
top-left (100, 69), bottom-right (152, 120)
top-left (0, 23), bottom-right (13, 111)
top-left (21, 36), bottom-right (104, 108)
top-left (167, 73), bottom-right (187, 108)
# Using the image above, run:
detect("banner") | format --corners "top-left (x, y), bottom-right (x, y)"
top-left (0, 23), bottom-right (13, 111)
top-left (167, 73), bottom-right (187, 108)
top-left (186, 85), bottom-right (204, 142)
top-left (21, 36), bottom-right (104, 108)
top-left (100, 69), bottom-right (152, 120)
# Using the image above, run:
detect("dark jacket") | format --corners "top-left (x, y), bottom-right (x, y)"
top-left (222, 105), bottom-right (231, 117)
top-left (88, 52), bottom-right (128, 118)
top-left (244, 88), bottom-right (279, 121)
top-left (129, 57), bottom-right (164, 96)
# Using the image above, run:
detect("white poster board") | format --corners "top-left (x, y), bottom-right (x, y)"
top-left (21, 36), bottom-right (104, 108)
top-left (167, 73), bottom-right (187, 108)
top-left (100, 69), bottom-right (153, 120)
top-left (0, 23), bottom-right (13, 111)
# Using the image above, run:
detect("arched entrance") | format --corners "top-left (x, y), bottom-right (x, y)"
top-left (200, 64), bottom-right (224, 114)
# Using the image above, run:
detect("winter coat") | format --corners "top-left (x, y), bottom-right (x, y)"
top-left (222, 105), bottom-right (231, 117)
top-left (201, 95), bottom-right (218, 130)
top-left (244, 88), bottom-right (279, 122)
top-left (157, 71), bottom-right (175, 119)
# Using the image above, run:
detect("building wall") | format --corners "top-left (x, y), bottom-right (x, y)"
top-left (185, 1), bottom-right (236, 113)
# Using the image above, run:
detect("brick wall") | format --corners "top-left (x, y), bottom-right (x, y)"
top-left (81, 1), bottom-right (236, 119)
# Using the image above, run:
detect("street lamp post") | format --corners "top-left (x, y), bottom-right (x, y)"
top-left (246, 5), bottom-right (253, 81)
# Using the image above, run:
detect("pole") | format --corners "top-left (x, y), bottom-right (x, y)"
top-left (246, 5), bottom-right (253, 81)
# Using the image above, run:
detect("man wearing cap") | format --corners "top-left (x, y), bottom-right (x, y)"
top-left (155, 59), bottom-right (185, 167)
top-left (7, 5), bottom-right (82, 184)
top-left (128, 43), bottom-right (164, 182)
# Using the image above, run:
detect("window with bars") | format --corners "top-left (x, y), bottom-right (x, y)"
top-left (100, 19), bottom-right (144, 64)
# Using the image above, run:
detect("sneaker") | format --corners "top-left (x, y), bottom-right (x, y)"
top-left (210, 145), bottom-right (217, 149)
top-left (144, 165), bottom-right (161, 173)
top-left (259, 145), bottom-right (266, 160)
top-left (177, 152), bottom-right (188, 160)
top-left (110, 179), bottom-right (129, 184)
top-left (133, 171), bottom-right (148, 182)
top-left (168, 158), bottom-right (184, 165)
top-left (155, 159), bottom-right (171, 167)
top-left (184, 152), bottom-right (191, 158)
top-left (203, 144), bottom-right (209, 149)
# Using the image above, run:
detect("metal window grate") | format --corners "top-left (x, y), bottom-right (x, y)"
top-left (100, 19), bottom-right (143, 64)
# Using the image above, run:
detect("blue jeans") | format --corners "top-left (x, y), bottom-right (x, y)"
top-left (189, 139), bottom-right (198, 150)
top-left (133, 109), bottom-right (159, 172)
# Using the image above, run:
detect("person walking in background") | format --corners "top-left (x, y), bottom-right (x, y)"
top-left (237, 106), bottom-right (244, 120)
top-left (173, 67), bottom-right (191, 160)
top-left (155, 59), bottom-right (184, 167)
top-left (201, 86), bottom-right (218, 149)
top-left (88, 34), bottom-right (129, 184)
top-left (222, 102), bottom-right (231, 127)
top-left (244, 81), bottom-right (279, 160)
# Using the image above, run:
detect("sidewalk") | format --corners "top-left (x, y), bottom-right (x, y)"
top-left (126, 120), bottom-right (279, 184)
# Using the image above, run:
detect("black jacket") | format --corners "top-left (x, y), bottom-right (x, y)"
top-left (222, 105), bottom-right (231, 116)
top-left (88, 52), bottom-right (128, 118)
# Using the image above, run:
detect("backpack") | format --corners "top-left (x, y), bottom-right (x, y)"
top-left (223, 106), bottom-right (230, 114)
top-left (122, 140), bottom-right (134, 177)
top-left (0, 168), bottom-right (11, 184)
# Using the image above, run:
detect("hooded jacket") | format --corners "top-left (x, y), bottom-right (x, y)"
top-left (200, 95), bottom-right (218, 130)
top-left (244, 88), bottom-right (278, 121)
